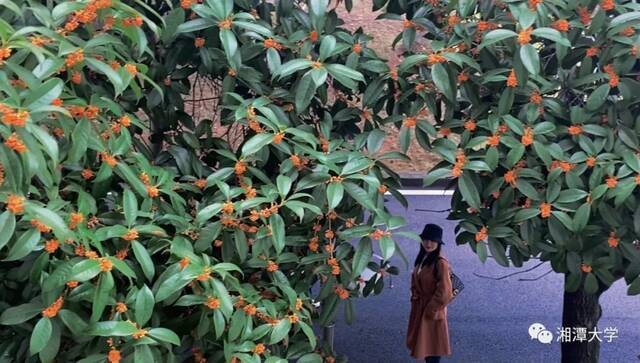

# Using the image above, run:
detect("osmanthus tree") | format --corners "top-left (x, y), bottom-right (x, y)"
top-left (379, 0), bottom-right (640, 361)
top-left (0, 0), bottom-right (416, 362)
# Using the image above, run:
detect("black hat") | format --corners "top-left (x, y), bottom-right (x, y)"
top-left (420, 224), bottom-right (444, 244)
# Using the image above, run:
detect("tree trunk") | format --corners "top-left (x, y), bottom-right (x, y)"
top-left (561, 276), bottom-right (603, 363)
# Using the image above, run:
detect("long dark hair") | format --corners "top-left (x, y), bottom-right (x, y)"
top-left (414, 242), bottom-right (442, 276)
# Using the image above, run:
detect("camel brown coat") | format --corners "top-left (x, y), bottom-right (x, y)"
top-left (406, 256), bottom-right (453, 359)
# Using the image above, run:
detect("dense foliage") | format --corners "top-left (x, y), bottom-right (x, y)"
top-left (0, 0), bottom-right (417, 362)
top-left (382, 0), bottom-right (640, 296)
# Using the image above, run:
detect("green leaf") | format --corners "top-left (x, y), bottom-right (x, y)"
top-left (269, 319), bottom-right (291, 344)
top-left (514, 208), bottom-right (540, 222)
top-left (327, 182), bottom-right (344, 210)
top-left (85, 58), bottom-right (125, 95)
top-left (479, 29), bottom-right (517, 49)
top-left (278, 59), bottom-right (313, 79)
top-left (30, 317), bottom-right (52, 355)
top-left (586, 84), bottom-right (610, 111)
top-left (0, 303), bottom-right (42, 325)
top-left (520, 44), bottom-right (539, 75)
top-left (176, 18), bottom-right (217, 33)
top-left (343, 182), bottom-right (376, 210)
top-left (431, 63), bottom-right (454, 102)
top-left (132, 241), bottom-right (155, 281)
top-left (155, 273), bottom-right (192, 302)
top-left (4, 229), bottom-right (40, 261)
top-left (25, 204), bottom-right (73, 241)
top-left (135, 285), bottom-right (154, 326)
top-left (123, 189), bottom-right (138, 227)
top-left (379, 235), bottom-right (395, 261)
top-left (91, 272), bottom-right (114, 322)
top-left (27, 124), bottom-right (59, 165)
top-left (25, 77), bottom-right (63, 110)
top-left (70, 259), bottom-right (101, 282)
top-left (196, 203), bottom-right (222, 225)
top-left (319, 35), bottom-right (336, 61)
top-left (531, 27), bottom-right (571, 47)
top-left (148, 328), bottom-right (180, 345)
top-left (219, 29), bottom-right (237, 58)
top-left (233, 21), bottom-right (272, 37)
top-left (610, 12), bottom-right (640, 28)
top-left (573, 203), bottom-right (591, 232)
top-left (515, 179), bottom-right (540, 200)
top-left (0, 211), bottom-right (16, 250)
top-left (326, 64), bottom-right (364, 82)
top-left (270, 214), bottom-right (286, 254)
top-left (295, 73), bottom-right (318, 113)
top-left (628, 275), bottom-right (640, 295)
top-left (58, 310), bottom-right (87, 336)
top-left (241, 133), bottom-right (274, 157)
top-left (88, 321), bottom-right (138, 336)
top-left (488, 239), bottom-right (509, 267)
top-left (135, 345), bottom-right (153, 363)
top-left (67, 119), bottom-right (91, 163)
top-left (584, 273), bottom-right (599, 294)
top-left (458, 173), bottom-right (481, 210)
top-left (352, 238), bottom-right (372, 277)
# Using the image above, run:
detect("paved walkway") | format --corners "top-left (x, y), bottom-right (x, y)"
top-left (333, 195), bottom-right (640, 362)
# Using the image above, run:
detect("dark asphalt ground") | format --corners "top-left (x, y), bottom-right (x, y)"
top-left (332, 195), bottom-right (640, 363)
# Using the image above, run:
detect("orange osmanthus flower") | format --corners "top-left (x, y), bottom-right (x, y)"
top-left (115, 302), bottom-right (127, 313)
top-left (552, 19), bottom-right (570, 32)
top-left (44, 239), bottom-right (60, 253)
top-left (475, 227), bottom-right (488, 242)
top-left (31, 219), bottom-right (52, 233)
top-left (403, 116), bottom-right (417, 128)
top-left (107, 349), bottom-right (121, 363)
top-left (581, 263), bottom-right (592, 273)
top-left (334, 286), bottom-right (349, 300)
top-left (146, 185), bottom-right (159, 198)
top-left (99, 257), bottom-right (113, 272)
top-left (122, 229), bottom-right (139, 241)
top-left (352, 42), bottom-right (362, 54)
top-left (218, 18), bottom-right (233, 30)
top-left (607, 232), bottom-right (619, 248)
top-left (504, 169), bottom-right (518, 186)
top-left (6, 194), bottom-right (25, 214)
top-left (124, 64), bottom-right (137, 75)
top-left (605, 175), bottom-right (618, 188)
top-left (506, 69), bottom-right (518, 87)
top-left (264, 38), bottom-right (283, 50)
top-left (42, 296), bottom-right (64, 318)
top-left (568, 124), bottom-right (583, 136)
top-left (601, 0), bottom-right (614, 11)
top-left (586, 46), bottom-right (599, 57)
top-left (179, 256), bottom-right (190, 270)
top-left (528, 0), bottom-right (543, 10)
top-left (253, 343), bottom-right (266, 355)
top-left (243, 304), bottom-right (257, 315)
top-left (4, 133), bottom-right (27, 153)
top-left (266, 260), bottom-right (279, 272)
top-left (539, 202), bottom-right (552, 218)
top-left (65, 49), bottom-right (84, 68)
top-left (205, 296), bottom-right (220, 309)
top-left (71, 71), bottom-right (82, 84)
top-left (603, 64), bottom-right (619, 87)
top-left (521, 127), bottom-right (534, 146)
top-left (529, 91), bottom-right (543, 105)
top-left (2, 109), bottom-right (29, 127)
top-left (487, 134), bottom-right (501, 147)
top-left (464, 119), bottom-right (477, 131)
top-left (517, 28), bottom-right (533, 44)
top-left (586, 156), bottom-right (597, 168)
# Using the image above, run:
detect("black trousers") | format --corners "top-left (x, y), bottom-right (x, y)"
top-left (425, 356), bottom-right (441, 363)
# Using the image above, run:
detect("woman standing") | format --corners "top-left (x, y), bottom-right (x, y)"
top-left (406, 224), bottom-right (454, 363)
